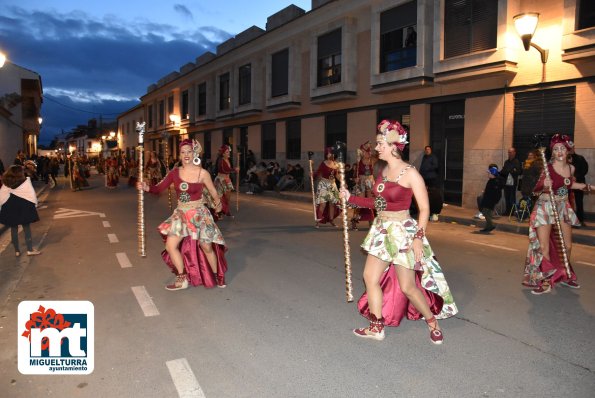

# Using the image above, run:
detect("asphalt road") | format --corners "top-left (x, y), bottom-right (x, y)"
top-left (0, 174), bottom-right (594, 397)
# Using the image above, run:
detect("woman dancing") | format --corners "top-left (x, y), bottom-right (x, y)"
top-left (350, 141), bottom-right (376, 230)
top-left (140, 139), bottom-right (228, 290)
top-left (522, 134), bottom-right (593, 295)
top-left (213, 145), bottom-right (237, 218)
top-left (314, 147), bottom-right (341, 228)
top-left (340, 120), bottom-right (458, 343)
top-left (145, 151), bottom-right (162, 186)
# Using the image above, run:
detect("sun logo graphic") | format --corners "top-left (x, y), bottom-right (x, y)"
top-left (18, 301), bottom-right (94, 375)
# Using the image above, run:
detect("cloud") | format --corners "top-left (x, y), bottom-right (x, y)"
top-left (173, 4), bottom-right (194, 21)
top-left (0, 6), bottom-right (233, 144)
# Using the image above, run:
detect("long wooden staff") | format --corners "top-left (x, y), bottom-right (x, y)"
top-left (307, 151), bottom-right (317, 221)
top-left (236, 151), bottom-right (241, 212)
top-left (68, 156), bottom-right (74, 190)
top-left (336, 144), bottom-right (353, 302)
top-left (136, 122), bottom-right (146, 257)
top-left (537, 146), bottom-right (571, 278)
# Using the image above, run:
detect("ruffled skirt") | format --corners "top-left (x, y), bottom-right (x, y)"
top-left (358, 215), bottom-right (458, 325)
top-left (522, 198), bottom-right (579, 288)
top-left (158, 203), bottom-right (228, 288)
top-left (214, 176), bottom-right (234, 216)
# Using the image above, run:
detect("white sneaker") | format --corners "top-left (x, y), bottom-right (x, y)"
top-left (246, 191), bottom-right (253, 195)
top-left (431, 214), bottom-right (439, 221)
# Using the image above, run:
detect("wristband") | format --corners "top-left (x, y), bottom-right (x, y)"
top-left (413, 227), bottom-right (425, 240)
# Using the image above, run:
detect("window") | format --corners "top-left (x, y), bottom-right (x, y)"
top-left (325, 113), bottom-right (347, 148)
top-left (444, 0), bottom-right (497, 59)
top-left (380, 1), bottom-right (417, 72)
top-left (197, 83), bottom-right (206, 116)
top-left (219, 72), bottom-right (230, 110)
top-left (181, 90), bottom-right (189, 119)
top-left (317, 29), bottom-right (342, 87)
top-left (168, 95), bottom-right (174, 115)
top-left (239, 64), bottom-right (252, 105)
top-left (286, 119), bottom-right (301, 160)
top-left (271, 49), bottom-right (289, 97)
top-left (223, 128), bottom-right (233, 146)
top-left (148, 105), bottom-right (153, 128)
top-left (261, 123), bottom-right (276, 159)
top-left (513, 87), bottom-right (576, 162)
top-left (578, 0), bottom-right (595, 30)
top-left (158, 100), bottom-right (165, 126)
top-left (203, 131), bottom-right (212, 160)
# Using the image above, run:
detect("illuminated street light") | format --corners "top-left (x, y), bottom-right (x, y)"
top-left (169, 114), bottom-right (181, 126)
top-left (0, 51), bottom-right (6, 68)
top-left (513, 13), bottom-right (548, 64)
top-left (38, 117), bottom-right (43, 124)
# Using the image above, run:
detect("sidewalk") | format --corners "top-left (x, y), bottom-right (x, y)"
top-left (256, 189), bottom-right (595, 246)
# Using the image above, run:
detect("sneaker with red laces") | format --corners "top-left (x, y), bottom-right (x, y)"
top-left (353, 314), bottom-right (385, 341)
top-left (165, 274), bottom-right (189, 291)
top-left (560, 280), bottom-right (580, 289)
top-left (216, 276), bottom-right (227, 288)
top-left (425, 316), bottom-right (443, 345)
top-left (531, 283), bottom-right (552, 295)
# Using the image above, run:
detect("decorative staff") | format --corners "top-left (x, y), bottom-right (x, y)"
top-left (534, 134), bottom-right (571, 278)
top-left (162, 132), bottom-right (173, 211)
top-left (307, 151), bottom-right (317, 221)
top-left (236, 148), bottom-right (241, 212)
top-left (136, 122), bottom-right (146, 257)
top-left (334, 142), bottom-right (353, 302)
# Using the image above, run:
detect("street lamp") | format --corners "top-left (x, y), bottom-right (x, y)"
top-left (169, 114), bottom-right (181, 127)
top-left (0, 51), bottom-right (6, 68)
top-left (513, 12), bottom-right (548, 64)
top-left (38, 117), bottom-right (43, 124)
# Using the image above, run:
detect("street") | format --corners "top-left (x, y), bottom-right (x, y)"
top-left (0, 174), bottom-right (594, 398)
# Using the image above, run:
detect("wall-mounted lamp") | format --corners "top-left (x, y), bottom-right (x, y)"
top-left (38, 117), bottom-right (43, 124)
top-left (169, 114), bottom-right (181, 126)
top-left (109, 131), bottom-right (116, 139)
top-left (513, 12), bottom-right (548, 64)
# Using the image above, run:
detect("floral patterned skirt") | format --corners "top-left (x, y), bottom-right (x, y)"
top-left (360, 214), bottom-right (458, 320)
top-left (315, 178), bottom-right (339, 205)
top-left (522, 197), bottom-right (579, 287)
top-left (215, 175), bottom-right (234, 195)
top-left (158, 203), bottom-right (225, 245)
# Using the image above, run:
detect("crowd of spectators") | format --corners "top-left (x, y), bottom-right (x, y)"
top-left (243, 161), bottom-right (304, 194)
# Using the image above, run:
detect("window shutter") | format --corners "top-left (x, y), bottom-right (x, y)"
top-left (444, 0), bottom-right (497, 58)
top-left (318, 28), bottom-right (342, 58)
top-left (380, 1), bottom-right (417, 34)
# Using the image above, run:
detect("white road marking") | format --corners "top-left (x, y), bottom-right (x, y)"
top-left (576, 261), bottom-right (595, 267)
top-left (166, 358), bottom-right (206, 398)
top-left (116, 252), bottom-right (132, 268)
top-left (293, 208), bottom-right (313, 213)
top-left (53, 208), bottom-right (106, 219)
top-left (465, 240), bottom-right (519, 252)
top-left (107, 233), bottom-right (119, 243)
top-left (131, 286), bottom-right (160, 317)
top-left (259, 201), bottom-right (279, 206)
top-left (103, 221), bottom-right (111, 228)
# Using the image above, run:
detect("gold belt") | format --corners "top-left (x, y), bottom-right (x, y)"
top-left (177, 200), bottom-right (204, 209)
top-left (377, 210), bottom-right (410, 221)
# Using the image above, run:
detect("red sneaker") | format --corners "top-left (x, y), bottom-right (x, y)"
top-left (426, 316), bottom-right (443, 345)
top-left (165, 274), bottom-right (189, 291)
top-left (216, 276), bottom-right (227, 288)
top-left (531, 284), bottom-right (552, 295)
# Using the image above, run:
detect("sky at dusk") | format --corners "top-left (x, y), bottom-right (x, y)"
top-left (0, 0), bottom-right (311, 144)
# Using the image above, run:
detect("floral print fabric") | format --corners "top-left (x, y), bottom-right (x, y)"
top-left (158, 204), bottom-right (225, 245)
top-left (315, 178), bottom-right (339, 205)
top-left (361, 216), bottom-right (458, 319)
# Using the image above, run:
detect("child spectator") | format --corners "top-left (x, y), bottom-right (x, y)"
top-left (478, 164), bottom-right (503, 233)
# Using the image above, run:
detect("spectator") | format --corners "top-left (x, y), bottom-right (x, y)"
top-left (569, 145), bottom-right (589, 226)
top-left (520, 150), bottom-right (543, 210)
top-left (500, 147), bottom-right (521, 214)
top-left (477, 164), bottom-right (503, 233)
top-left (419, 145), bottom-right (439, 188)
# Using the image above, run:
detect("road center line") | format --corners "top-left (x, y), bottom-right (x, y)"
top-left (576, 261), bottom-right (595, 267)
top-left (166, 358), bottom-right (206, 398)
top-left (131, 286), bottom-right (160, 317)
top-left (116, 252), bottom-right (132, 268)
top-left (465, 240), bottom-right (519, 252)
top-left (103, 221), bottom-right (111, 228)
top-left (107, 233), bottom-right (119, 243)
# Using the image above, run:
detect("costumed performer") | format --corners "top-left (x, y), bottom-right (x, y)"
top-left (140, 139), bottom-right (229, 290)
top-left (339, 120), bottom-right (458, 343)
top-left (213, 144), bottom-right (238, 218)
top-left (350, 140), bottom-right (376, 230)
top-left (522, 134), bottom-right (593, 294)
top-left (314, 147), bottom-right (341, 228)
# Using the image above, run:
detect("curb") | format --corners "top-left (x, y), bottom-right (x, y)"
top-left (257, 190), bottom-right (595, 246)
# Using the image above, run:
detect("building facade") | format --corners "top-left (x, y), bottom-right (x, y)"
top-left (116, 104), bottom-right (144, 160)
top-left (131, 0), bottom-right (594, 211)
top-left (0, 61), bottom-right (43, 167)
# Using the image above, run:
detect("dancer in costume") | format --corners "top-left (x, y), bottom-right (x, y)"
top-left (314, 147), bottom-right (341, 228)
top-left (128, 158), bottom-right (138, 187)
top-left (213, 145), bottom-right (237, 218)
top-left (71, 154), bottom-right (89, 191)
top-left (522, 134), bottom-right (593, 294)
top-left (339, 120), bottom-right (458, 343)
top-left (350, 141), bottom-right (376, 230)
top-left (105, 156), bottom-right (119, 189)
top-left (140, 139), bottom-right (228, 290)
top-left (145, 151), bottom-right (162, 186)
